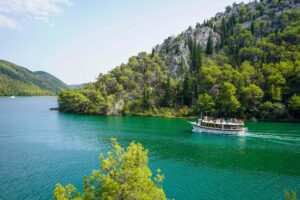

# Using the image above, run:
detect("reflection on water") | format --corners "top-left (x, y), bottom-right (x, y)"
top-left (0, 97), bottom-right (299, 200)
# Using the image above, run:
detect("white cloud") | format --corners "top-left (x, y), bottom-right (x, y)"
top-left (0, 14), bottom-right (18, 29)
top-left (0, 0), bottom-right (72, 29)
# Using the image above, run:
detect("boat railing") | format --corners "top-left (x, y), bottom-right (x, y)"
top-left (201, 119), bottom-right (244, 126)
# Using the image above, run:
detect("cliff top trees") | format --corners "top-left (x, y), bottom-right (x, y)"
top-left (54, 139), bottom-right (167, 200)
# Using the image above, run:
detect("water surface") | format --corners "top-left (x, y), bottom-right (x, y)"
top-left (0, 97), bottom-right (299, 199)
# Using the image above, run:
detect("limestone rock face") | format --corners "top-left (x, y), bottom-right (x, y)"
top-left (107, 99), bottom-right (124, 115)
top-left (154, 0), bottom-right (300, 76)
top-left (156, 26), bottom-right (220, 75)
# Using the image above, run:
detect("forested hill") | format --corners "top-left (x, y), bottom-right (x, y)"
top-left (0, 60), bottom-right (69, 96)
top-left (58, 0), bottom-right (300, 120)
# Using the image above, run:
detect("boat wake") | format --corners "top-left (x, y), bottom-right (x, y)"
top-left (245, 131), bottom-right (300, 145)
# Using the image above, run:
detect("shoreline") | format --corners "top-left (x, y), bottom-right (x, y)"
top-left (0, 95), bottom-right (57, 97)
top-left (51, 108), bottom-right (300, 123)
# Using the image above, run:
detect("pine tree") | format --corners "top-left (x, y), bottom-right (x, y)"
top-left (206, 33), bottom-right (213, 55)
top-left (221, 18), bottom-right (227, 46)
top-left (162, 77), bottom-right (174, 107)
top-left (182, 73), bottom-right (193, 106)
top-left (188, 38), bottom-right (202, 72)
top-left (251, 21), bottom-right (255, 34)
top-left (150, 48), bottom-right (155, 58)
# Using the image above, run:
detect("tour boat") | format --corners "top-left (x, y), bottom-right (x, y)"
top-left (10, 96), bottom-right (15, 98)
top-left (189, 117), bottom-right (247, 136)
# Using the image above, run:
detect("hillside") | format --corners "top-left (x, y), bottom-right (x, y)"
top-left (58, 0), bottom-right (300, 120)
top-left (69, 84), bottom-right (84, 89)
top-left (0, 60), bottom-right (69, 96)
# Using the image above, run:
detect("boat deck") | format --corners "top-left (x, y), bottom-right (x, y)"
top-left (189, 121), bottom-right (247, 135)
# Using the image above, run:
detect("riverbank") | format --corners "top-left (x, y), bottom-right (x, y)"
top-left (53, 108), bottom-right (300, 122)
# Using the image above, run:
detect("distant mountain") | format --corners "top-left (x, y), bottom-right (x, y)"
top-left (69, 84), bottom-right (84, 89)
top-left (0, 60), bottom-right (69, 96)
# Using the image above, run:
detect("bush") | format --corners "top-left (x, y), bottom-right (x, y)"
top-left (259, 101), bottom-right (287, 120)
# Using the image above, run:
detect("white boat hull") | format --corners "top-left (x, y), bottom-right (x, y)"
top-left (189, 122), bottom-right (246, 136)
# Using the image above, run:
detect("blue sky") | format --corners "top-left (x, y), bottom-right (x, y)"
top-left (0, 0), bottom-right (244, 84)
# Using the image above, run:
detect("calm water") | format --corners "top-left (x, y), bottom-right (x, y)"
top-left (0, 97), bottom-right (299, 200)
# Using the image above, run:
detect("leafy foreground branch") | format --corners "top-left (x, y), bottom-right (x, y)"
top-left (53, 138), bottom-right (167, 200)
top-left (285, 191), bottom-right (297, 200)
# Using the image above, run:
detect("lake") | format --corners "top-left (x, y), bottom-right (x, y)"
top-left (0, 97), bottom-right (299, 200)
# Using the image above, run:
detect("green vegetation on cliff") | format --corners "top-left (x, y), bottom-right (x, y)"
top-left (0, 60), bottom-right (69, 96)
top-left (58, 0), bottom-right (300, 120)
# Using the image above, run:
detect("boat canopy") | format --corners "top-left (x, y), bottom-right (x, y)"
top-left (200, 117), bottom-right (244, 126)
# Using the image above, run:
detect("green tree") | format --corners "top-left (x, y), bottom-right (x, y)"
top-left (278, 12), bottom-right (289, 30)
top-left (142, 86), bottom-right (154, 110)
top-left (54, 138), bottom-right (167, 200)
top-left (221, 18), bottom-right (227, 45)
top-left (198, 61), bottom-right (222, 92)
top-left (238, 61), bottom-right (257, 87)
top-left (162, 77), bottom-right (175, 107)
top-left (182, 73), bottom-right (193, 106)
top-left (188, 38), bottom-right (202, 71)
top-left (288, 94), bottom-right (300, 117)
top-left (216, 82), bottom-right (241, 117)
top-left (253, 19), bottom-right (268, 37)
top-left (250, 21), bottom-right (255, 34)
top-left (270, 85), bottom-right (282, 102)
top-left (197, 93), bottom-right (215, 116)
top-left (206, 33), bottom-right (213, 55)
top-left (239, 47), bottom-right (264, 64)
top-left (259, 101), bottom-right (287, 120)
top-left (241, 84), bottom-right (264, 116)
top-left (58, 90), bottom-right (91, 114)
top-left (257, 2), bottom-right (265, 16)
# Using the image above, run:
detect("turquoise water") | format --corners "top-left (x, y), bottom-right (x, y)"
top-left (0, 97), bottom-right (299, 200)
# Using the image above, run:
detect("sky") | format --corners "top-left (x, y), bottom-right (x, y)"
top-left (0, 0), bottom-right (245, 84)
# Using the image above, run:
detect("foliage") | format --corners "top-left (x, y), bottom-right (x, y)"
top-left (182, 73), bottom-right (193, 107)
top-left (206, 33), bottom-right (213, 55)
top-left (285, 191), bottom-right (297, 200)
top-left (197, 93), bottom-right (215, 116)
top-left (259, 101), bottom-right (287, 120)
top-left (0, 60), bottom-right (69, 96)
top-left (0, 74), bottom-right (53, 96)
top-left (58, 90), bottom-right (92, 114)
top-left (240, 84), bottom-right (264, 117)
top-left (162, 77), bottom-right (175, 107)
top-left (188, 38), bottom-right (202, 71)
top-left (57, 2), bottom-right (300, 120)
top-left (53, 139), bottom-right (167, 200)
top-left (216, 82), bottom-right (241, 117)
top-left (288, 95), bottom-right (300, 118)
